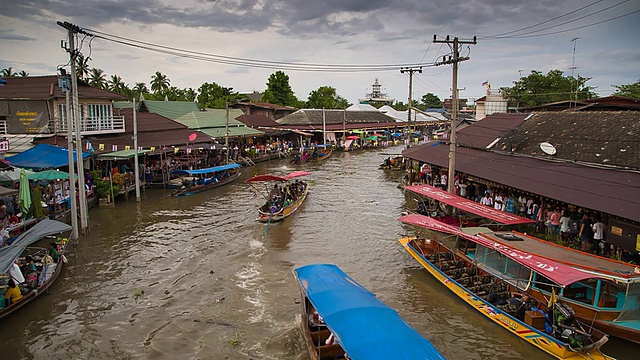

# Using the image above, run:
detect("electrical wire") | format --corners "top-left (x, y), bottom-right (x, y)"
top-left (82, 27), bottom-right (437, 72)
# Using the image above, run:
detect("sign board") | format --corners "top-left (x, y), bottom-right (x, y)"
top-left (0, 139), bottom-right (8, 153)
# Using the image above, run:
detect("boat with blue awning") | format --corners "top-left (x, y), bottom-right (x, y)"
top-left (169, 163), bottom-right (241, 197)
top-left (294, 263), bottom-right (445, 360)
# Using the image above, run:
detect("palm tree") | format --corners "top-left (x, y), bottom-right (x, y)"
top-left (132, 82), bottom-right (148, 94)
top-left (75, 57), bottom-right (89, 80)
top-left (108, 74), bottom-right (125, 93)
top-left (18, 70), bottom-right (29, 77)
top-left (88, 68), bottom-right (107, 89)
top-left (150, 71), bottom-right (170, 93)
top-left (1, 67), bottom-right (17, 77)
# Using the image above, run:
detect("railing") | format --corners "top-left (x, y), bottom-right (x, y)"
top-left (0, 121), bottom-right (7, 134)
top-left (50, 116), bottom-right (125, 134)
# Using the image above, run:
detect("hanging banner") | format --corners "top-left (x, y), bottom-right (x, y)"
top-left (6, 101), bottom-right (50, 133)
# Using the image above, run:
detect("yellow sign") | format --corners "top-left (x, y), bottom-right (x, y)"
top-left (611, 226), bottom-right (623, 236)
top-left (125, 145), bottom-right (131, 151)
top-left (636, 234), bottom-right (640, 252)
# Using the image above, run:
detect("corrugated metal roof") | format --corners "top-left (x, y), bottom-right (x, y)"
top-left (277, 109), bottom-right (395, 125)
top-left (0, 75), bottom-right (127, 101)
top-left (403, 143), bottom-right (640, 223)
top-left (456, 112), bottom-right (529, 149)
top-left (140, 100), bottom-right (200, 120)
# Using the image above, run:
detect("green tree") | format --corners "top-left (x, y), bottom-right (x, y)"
top-left (108, 74), bottom-right (127, 94)
top-left (261, 71), bottom-right (298, 106)
top-left (1, 67), bottom-right (17, 77)
top-left (502, 69), bottom-right (596, 108)
top-left (75, 57), bottom-right (89, 80)
top-left (150, 71), bottom-right (170, 94)
top-left (88, 68), bottom-right (107, 89)
top-left (612, 80), bottom-right (640, 99)
top-left (306, 86), bottom-right (350, 109)
top-left (420, 93), bottom-right (443, 109)
top-left (18, 70), bottom-right (29, 77)
top-left (132, 82), bottom-right (149, 95)
top-left (197, 82), bottom-right (239, 108)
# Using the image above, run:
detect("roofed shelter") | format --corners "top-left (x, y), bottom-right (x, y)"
top-left (5, 143), bottom-right (90, 170)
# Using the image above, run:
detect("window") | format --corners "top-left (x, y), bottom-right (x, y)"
top-left (87, 104), bottom-right (112, 130)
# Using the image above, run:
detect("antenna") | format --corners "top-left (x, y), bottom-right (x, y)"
top-left (569, 38), bottom-right (579, 108)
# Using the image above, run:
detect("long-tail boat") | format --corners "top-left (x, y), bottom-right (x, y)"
top-left (398, 214), bottom-right (613, 360)
top-left (0, 219), bottom-right (72, 319)
top-left (405, 184), bottom-right (640, 345)
top-left (245, 171), bottom-right (310, 223)
top-left (294, 263), bottom-right (445, 360)
top-left (169, 163), bottom-right (241, 197)
top-left (292, 145), bottom-right (333, 165)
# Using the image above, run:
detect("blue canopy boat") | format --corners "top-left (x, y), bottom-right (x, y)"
top-left (0, 219), bottom-right (72, 319)
top-left (294, 264), bottom-right (445, 360)
top-left (169, 163), bottom-right (242, 197)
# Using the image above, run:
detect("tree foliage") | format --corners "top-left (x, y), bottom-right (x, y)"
top-left (1, 67), bottom-right (18, 77)
top-left (261, 71), bottom-right (299, 107)
top-left (419, 93), bottom-right (443, 109)
top-left (501, 70), bottom-right (597, 108)
top-left (306, 86), bottom-right (350, 109)
top-left (150, 71), bottom-right (170, 94)
top-left (612, 80), bottom-right (640, 99)
top-left (197, 82), bottom-right (240, 109)
top-left (88, 68), bottom-right (107, 89)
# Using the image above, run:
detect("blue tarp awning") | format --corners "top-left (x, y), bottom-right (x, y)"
top-left (6, 144), bottom-right (91, 170)
top-left (294, 264), bottom-right (445, 360)
top-left (0, 219), bottom-right (72, 274)
top-left (171, 163), bottom-right (241, 176)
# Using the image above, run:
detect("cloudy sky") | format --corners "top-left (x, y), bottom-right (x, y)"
top-left (2, 0), bottom-right (639, 105)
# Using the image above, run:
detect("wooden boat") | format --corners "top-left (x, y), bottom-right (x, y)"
top-left (0, 219), bottom-right (72, 320)
top-left (405, 184), bottom-right (640, 345)
top-left (294, 263), bottom-right (445, 360)
top-left (379, 154), bottom-right (405, 170)
top-left (398, 214), bottom-right (613, 360)
top-left (292, 145), bottom-right (333, 165)
top-left (478, 230), bottom-right (640, 345)
top-left (246, 171), bottom-right (310, 223)
top-left (169, 164), bottom-right (241, 197)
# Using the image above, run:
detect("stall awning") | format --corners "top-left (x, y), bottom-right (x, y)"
top-left (405, 184), bottom-right (535, 225)
top-left (5, 144), bottom-right (90, 170)
top-left (97, 149), bottom-right (151, 161)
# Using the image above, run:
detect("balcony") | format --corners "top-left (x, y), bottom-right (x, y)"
top-left (0, 121), bottom-right (7, 135)
top-left (50, 116), bottom-right (126, 135)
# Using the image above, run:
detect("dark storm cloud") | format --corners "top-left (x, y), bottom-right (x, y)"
top-left (3, 0), bottom-right (598, 38)
top-left (0, 30), bottom-right (35, 41)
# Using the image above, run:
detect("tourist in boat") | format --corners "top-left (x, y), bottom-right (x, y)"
top-left (48, 242), bottom-right (59, 263)
top-left (4, 279), bottom-right (23, 306)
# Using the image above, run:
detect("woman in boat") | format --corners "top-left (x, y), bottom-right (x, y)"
top-left (4, 278), bottom-right (23, 306)
top-left (48, 242), bottom-right (59, 263)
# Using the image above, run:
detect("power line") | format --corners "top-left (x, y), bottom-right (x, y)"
top-left (82, 27), bottom-right (437, 73)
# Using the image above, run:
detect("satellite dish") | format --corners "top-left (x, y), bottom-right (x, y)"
top-left (540, 142), bottom-right (556, 155)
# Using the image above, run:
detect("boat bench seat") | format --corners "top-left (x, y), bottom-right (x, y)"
top-left (311, 328), bottom-right (331, 343)
top-left (317, 343), bottom-right (345, 359)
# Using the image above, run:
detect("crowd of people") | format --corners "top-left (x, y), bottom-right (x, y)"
top-left (263, 180), bottom-right (307, 214)
top-left (413, 164), bottom-right (639, 262)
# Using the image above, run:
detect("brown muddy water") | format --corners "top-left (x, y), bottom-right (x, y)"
top-left (1, 145), bottom-right (637, 359)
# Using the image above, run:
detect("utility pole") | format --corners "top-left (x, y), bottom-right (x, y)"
top-left (569, 38), bottom-right (579, 108)
top-left (133, 98), bottom-right (141, 202)
top-left (59, 21), bottom-right (91, 234)
top-left (60, 71), bottom-right (78, 241)
top-left (433, 35), bottom-right (476, 194)
top-left (400, 67), bottom-right (422, 149)
top-left (225, 102), bottom-right (230, 164)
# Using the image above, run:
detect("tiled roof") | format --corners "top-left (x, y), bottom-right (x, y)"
top-left (402, 143), bottom-right (640, 223)
top-left (455, 113), bottom-right (529, 149)
top-left (277, 109), bottom-right (395, 125)
top-left (236, 114), bottom-right (281, 127)
top-left (140, 100), bottom-right (200, 120)
top-left (494, 111), bottom-right (640, 169)
top-left (234, 102), bottom-right (295, 110)
top-left (0, 75), bottom-right (126, 101)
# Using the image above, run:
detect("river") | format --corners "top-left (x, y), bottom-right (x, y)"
top-left (1, 145), bottom-right (636, 359)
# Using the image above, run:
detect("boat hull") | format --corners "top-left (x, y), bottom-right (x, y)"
top-left (399, 237), bottom-right (611, 360)
top-left (172, 172), bottom-right (240, 197)
top-left (0, 252), bottom-right (65, 320)
top-left (257, 188), bottom-right (308, 223)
